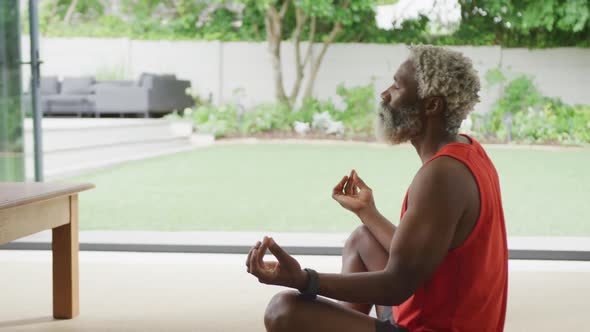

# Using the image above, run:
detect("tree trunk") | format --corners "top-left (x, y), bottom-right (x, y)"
top-left (63, 0), bottom-right (80, 25)
top-left (303, 16), bottom-right (316, 69)
top-left (46, 0), bottom-right (60, 26)
top-left (303, 21), bottom-right (342, 100)
top-left (288, 8), bottom-right (307, 106)
top-left (265, 2), bottom-right (290, 106)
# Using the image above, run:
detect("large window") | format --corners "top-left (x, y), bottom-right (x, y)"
top-left (0, 0), bottom-right (25, 182)
top-left (5, 2), bottom-right (589, 259)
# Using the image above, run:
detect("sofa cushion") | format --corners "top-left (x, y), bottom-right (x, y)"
top-left (137, 73), bottom-right (150, 88)
top-left (138, 73), bottom-right (176, 88)
top-left (61, 76), bottom-right (96, 94)
top-left (95, 80), bottom-right (135, 87)
top-left (46, 94), bottom-right (89, 105)
top-left (40, 76), bottom-right (60, 95)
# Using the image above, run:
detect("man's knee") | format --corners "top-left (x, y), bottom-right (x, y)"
top-left (264, 290), bottom-right (301, 331)
top-left (344, 225), bottom-right (372, 250)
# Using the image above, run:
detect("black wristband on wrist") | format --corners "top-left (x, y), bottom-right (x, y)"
top-left (299, 268), bottom-right (319, 300)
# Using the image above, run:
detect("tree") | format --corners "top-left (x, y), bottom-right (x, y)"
top-left (39, 0), bottom-right (105, 28)
top-left (456, 0), bottom-right (590, 47)
top-left (257, 0), bottom-right (376, 107)
top-left (64, 0), bottom-right (80, 24)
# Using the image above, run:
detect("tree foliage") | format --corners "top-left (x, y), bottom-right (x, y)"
top-left (257, 0), bottom-right (376, 105)
top-left (35, 0), bottom-right (589, 47)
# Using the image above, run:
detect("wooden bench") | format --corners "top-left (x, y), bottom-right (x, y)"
top-left (0, 182), bottom-right (94, 319)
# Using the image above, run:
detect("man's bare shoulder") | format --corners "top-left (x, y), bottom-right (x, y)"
top-left (406, 156), bottom-right (475, 217)
top-left (412, 156), bottom-right (473, 193)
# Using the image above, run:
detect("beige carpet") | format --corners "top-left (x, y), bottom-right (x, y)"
top-left (0, 251), bottom-right (588, 332)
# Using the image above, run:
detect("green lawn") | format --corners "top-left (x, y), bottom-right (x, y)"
top-left (68, 143), bottom-right (590, 236)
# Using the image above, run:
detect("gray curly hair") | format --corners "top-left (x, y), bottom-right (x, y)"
top-left (408, 45), bottom-right (481, 135)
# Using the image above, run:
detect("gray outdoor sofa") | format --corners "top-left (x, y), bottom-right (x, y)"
top-left (38, 73), bottom-right (194, 118)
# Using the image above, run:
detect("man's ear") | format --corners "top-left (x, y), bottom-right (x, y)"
top-left (424, 97), bottom-right (444, 115)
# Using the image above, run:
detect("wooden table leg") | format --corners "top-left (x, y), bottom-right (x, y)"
top-left (52, 194), bottom-right (80, 319)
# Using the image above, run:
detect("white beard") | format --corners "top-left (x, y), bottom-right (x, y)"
top-left (374, 102), bottom-right (423, 145)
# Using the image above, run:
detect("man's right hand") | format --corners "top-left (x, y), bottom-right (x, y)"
top-left (332, 169), bottom-right (377, 217)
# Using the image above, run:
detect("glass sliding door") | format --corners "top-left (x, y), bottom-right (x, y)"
top-left (0, 0), bottom-right (25, 181)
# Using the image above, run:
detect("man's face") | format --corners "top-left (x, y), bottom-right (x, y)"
top-left (375, 60), bottom-right (424, 144)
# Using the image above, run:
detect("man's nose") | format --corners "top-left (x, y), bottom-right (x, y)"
top-left (381, 90), bottom-right (391, 103)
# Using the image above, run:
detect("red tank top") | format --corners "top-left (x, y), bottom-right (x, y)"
top-left (393, 134), bottom-right (508, 332)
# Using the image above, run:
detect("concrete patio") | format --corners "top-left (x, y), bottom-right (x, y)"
top-left (23, 118), bottom-right (213, 180)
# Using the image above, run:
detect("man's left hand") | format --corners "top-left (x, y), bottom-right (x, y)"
top-left (246, 236), bottom-right (307, 291)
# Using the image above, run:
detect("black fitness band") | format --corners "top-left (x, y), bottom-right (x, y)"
top-left (299, 268), bottom-right (319, 300)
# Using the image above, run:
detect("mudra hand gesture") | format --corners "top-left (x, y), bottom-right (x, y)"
top-left (246, 236), bottom-right (307, 291)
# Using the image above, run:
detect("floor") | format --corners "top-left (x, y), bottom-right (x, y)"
top-left (0, 251), bottom-right (589, 332)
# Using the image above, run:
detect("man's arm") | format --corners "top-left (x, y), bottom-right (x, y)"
top-left (358, 209), bottom-right (396, 252)
top-left (332, 169), bottom-right (396, 251)
top-left (315, 157), bottom-right (469, 305)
